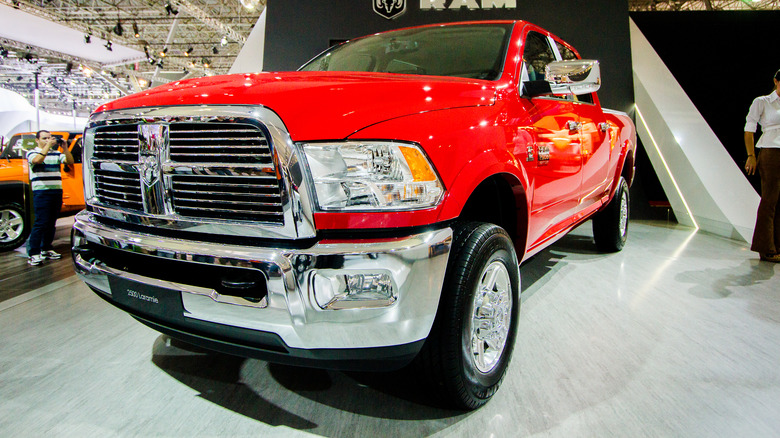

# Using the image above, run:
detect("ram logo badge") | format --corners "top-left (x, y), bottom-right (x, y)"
top-left (374, 0), bottom-right (406, 19)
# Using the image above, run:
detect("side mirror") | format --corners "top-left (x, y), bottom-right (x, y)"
top-left (545, 60), bottom-right (601, 95)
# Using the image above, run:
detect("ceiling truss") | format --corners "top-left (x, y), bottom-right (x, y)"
top-left (629, 0), bottom-right (780, 10)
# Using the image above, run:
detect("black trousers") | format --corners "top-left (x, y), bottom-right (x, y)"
top-left (27, 189), bottom-right (62, 257)
top-left (751, 148), bottom-right (780, 255)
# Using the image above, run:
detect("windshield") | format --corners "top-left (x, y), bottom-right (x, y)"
top-left (299, 23), bottom-right (514, 81)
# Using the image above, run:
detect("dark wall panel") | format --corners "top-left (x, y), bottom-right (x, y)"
top-left (264, 0), bottom-right (633, 113)
top-left (631, 11), bottom-right (780, 193)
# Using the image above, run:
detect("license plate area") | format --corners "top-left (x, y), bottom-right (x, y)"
top-left (109, 275), bottom-right (185, 323)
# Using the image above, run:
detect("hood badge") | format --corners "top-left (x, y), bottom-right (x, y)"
top-left (138, 124), bottom-right (168, 215)
top-left (374, 0), bottom-right (406, 20)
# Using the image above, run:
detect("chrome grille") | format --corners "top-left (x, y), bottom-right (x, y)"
top-left (93, 125), bottom-right (138, 161)
top-left (89, 120), bottom-right (284, 224)
top-left (169, 123), bottom-right (273, 164)
top-left (171, 174), bottom-right (284, 222)
top-left (93, 168), bottom-right (142, 210)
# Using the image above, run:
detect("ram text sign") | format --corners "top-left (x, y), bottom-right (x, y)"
top-left (421, 0), bottom-right (517, 9)
top-left (374, 0), bottom-right (516, 20)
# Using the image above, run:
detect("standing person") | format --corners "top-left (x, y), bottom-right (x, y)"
top-left (745, 69), bottom-right (780, 263)
top-left (26, 131), bottom-right (74, 266)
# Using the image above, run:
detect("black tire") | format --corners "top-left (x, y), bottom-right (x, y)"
top-left (592, 177), bottom-right (629, 252)
top-left (0, 202), bottom-right (29, 252)
top-left (416, 222), bottom-right (520, 410)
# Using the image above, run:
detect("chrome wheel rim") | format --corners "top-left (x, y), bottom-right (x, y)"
top-left (619, 189), bottom-right (629, 237)
top-left (0, 208), bottom-right (24, 243)
top-left (469, 260), bottom-right (512, 374)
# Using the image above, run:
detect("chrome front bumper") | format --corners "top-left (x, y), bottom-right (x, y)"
top-left (72, 210), bottom-right (452, 353)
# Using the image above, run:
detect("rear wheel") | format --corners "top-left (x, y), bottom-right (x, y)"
top-left (592, 177), bottom-right (629, 252)
top-left (0, 203), bottom-right (29, 251)
top-left (417, 222), bottom-right (520, 410)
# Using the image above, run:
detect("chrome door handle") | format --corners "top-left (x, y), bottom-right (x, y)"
top-left (567, 120), bottom-right (582, 131)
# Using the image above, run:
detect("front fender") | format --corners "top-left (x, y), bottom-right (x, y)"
top-left (349, 105), bottom-right (529, 224)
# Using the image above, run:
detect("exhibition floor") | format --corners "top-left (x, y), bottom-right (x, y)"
top-left (1, 219), bottom-right (779, 437)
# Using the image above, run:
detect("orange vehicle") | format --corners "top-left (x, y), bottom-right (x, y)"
top-left (0, 131), bottom-right (84, 251)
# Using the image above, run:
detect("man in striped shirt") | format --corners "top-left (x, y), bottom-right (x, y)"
top-left (26, 130), bottom-right (74, 266)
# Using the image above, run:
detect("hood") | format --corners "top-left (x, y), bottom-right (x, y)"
top-left (96, 72), bottom-right (497, 140)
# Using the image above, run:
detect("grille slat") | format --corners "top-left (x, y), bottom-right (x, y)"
top-left (170, 137), bottom-right (269, 143)
top-left (173, 189), bottom-right (280, 198)
top-left (174, 196), bottom-right (282, 207)
top-left (90, 121), bottom-right (284, 224)
top-left (169, 123), bottom-right (271, 165)
top-left (94, 125), bottom-right (139, 161)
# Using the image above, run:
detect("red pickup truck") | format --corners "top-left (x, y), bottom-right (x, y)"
top-left (72, 20), bottom-right (635, 409)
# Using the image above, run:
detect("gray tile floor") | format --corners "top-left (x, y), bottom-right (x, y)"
top-left (1, 220), bottom-right (779, 437)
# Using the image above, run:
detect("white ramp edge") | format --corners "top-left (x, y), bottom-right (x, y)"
top-left (229, 7), bottom-right (267, 74)
top-left (630, 18), bottom-right (758, 243)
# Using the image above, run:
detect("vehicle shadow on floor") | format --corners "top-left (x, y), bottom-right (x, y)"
top-left (151, 335), bottom-right (465, 434)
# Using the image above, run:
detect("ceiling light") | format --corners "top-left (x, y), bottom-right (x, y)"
top-left (133, 23), bottom-right (140, 38)
top-left (160, 48), bottom-right (168, 57)
top-left (105, 40), bottom-right (113, 51)
top-left (185, 47), bottom-right (193, 56)
top-left (239, 0), bottom-right (261, 10)
top-left (113, 20), bottom-right (123, 36)
top-left (212, 46), bottom-right (219, 54)
top-left (202, 58), bottom-right (211, 68)
top-left (84, 34), bottom-right (91, 44)
top-left (220, 35), bottom-right (228, 46)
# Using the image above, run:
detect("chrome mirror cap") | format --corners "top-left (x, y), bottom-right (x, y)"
top-left (545, 60), bottom-right (601, 95)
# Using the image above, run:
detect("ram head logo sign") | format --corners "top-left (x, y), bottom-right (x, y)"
top-left (374, 0), bottom-right (406, 19)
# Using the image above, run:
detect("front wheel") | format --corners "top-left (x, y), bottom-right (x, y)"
top-left (592, 177), bottom-right (629, 252)
top-left (0, 203), bottom-right (29, 252)
top-left (416, 222), bottom-right (520, 410)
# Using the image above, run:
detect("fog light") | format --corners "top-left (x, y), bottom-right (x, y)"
top-left (311, 270), bottom-right (397, 310)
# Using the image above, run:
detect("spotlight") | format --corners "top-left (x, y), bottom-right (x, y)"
top-left (212, 45), bottom-right (219, 54)
top-left (157, 60), bottom-right (164, 69)
top-left (185, 47), bottom-right (193, 56)
top-left (148, 57), bottom-right (156, 65)
top-left (220, 35), bottom-right (228, 46)
top-left (202, 58), bottom-right (210, 68)
top-left (165, 2), bottom-right (178, 15)
top-left (105, 40), bottom-right (113, 51)
top-left (159, 47), bottom-right (168, 57)
top-left (113, 20), bottom-right (123, 36)
top-left (143, 45), bottom-right (150, 58)
top-left (239, 0), bottom-right (260, 10)
top-left (84, 34), bottom-right (91, 44)
top-left (133, 23), bottom-right (140, 38)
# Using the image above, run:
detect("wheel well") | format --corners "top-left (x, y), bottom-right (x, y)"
top-left (0, 181), bottom-right (28, 205)
top-left (458, 175), bottom-right (527, 256)
top-left (621, 147), bottom-right (635, 186)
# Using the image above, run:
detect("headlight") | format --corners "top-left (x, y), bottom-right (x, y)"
top-left (299, 141), bottom-right (444, 211)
